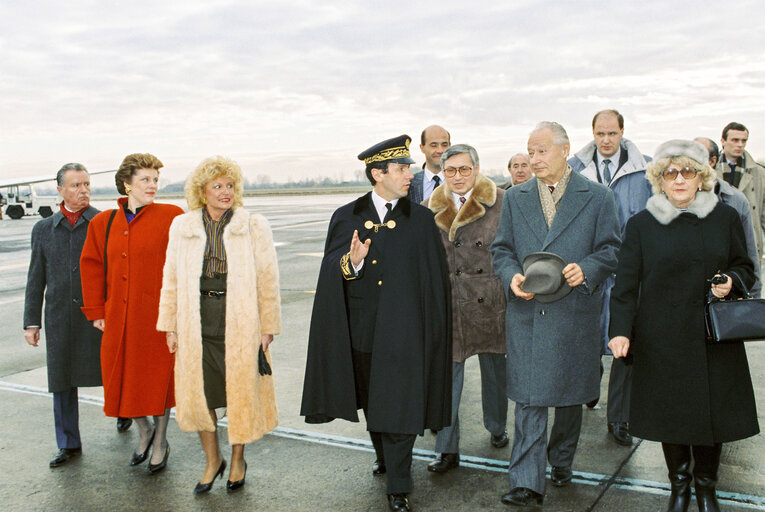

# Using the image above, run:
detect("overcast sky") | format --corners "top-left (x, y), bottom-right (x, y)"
top-left (1, 0), bottom-right (764, 186)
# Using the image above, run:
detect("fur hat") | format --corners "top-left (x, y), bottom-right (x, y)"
top-left (653, 139), bottom-right (708, 166)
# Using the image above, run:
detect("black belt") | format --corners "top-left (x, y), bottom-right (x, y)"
top-left (201, 290), bottom-right (226, 297)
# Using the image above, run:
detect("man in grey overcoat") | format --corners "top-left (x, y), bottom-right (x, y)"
top-left (491, 122), bottom-right (620, 507)
top-left (23, 163), bottom-right (104, 467)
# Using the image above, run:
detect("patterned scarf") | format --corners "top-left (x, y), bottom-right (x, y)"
top-left (537, 165), bottom-right (573, 228)
top-left (59, 202), bottom-right (85, 227)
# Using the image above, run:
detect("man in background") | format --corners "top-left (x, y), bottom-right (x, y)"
top-left (408, 125), bottom-right (450, 203)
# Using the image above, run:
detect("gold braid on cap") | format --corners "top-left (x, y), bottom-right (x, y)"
top-left (364, 141), bottom-right (411, 164)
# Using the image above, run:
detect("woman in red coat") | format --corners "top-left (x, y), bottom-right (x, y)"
top-left (81, 153), bottom-right (183, 473)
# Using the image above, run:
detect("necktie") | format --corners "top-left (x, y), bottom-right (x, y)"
top-left (433, 175), bottom-right (441, 188)
top-left (548, 185), bottom-right (555, 194)
top-left (458, 196), bottom-right (466, 209)
top-left (728, 163), bottom-right (737, 186)
top-left (383, 202), bottom-right (392, 222)
top-left (602, 159), bottom-right (612, 185)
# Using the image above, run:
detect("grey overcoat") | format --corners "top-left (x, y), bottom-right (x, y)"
top-left (490, 170), bottom-right (620, 407)
top-left (23, 207), bottom-right (103, 392)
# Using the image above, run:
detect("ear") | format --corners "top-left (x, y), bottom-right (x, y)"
top-left (370, 168), bottom-right (382, 184)
top-left (57, 186), bottom-right (64, 196)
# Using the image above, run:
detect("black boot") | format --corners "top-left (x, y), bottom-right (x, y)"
top-left (692, 443), bottom-right (722, 512)
top-left (661, 443), bottom-right (691, 512)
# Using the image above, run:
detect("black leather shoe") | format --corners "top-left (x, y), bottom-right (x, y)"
top-left (372, 459), bottom-right (387, 475)
top-left (49, 447), bottom-right (81, 468)
top-left (387, 493), bottom-right (410, 512)
top-left (550, 465), bottom-right (573, 487)
top-left (585, 397), bottom-right (599, 409)
top-left (427, 453), bottom-right (459, 473)
top-left (116, 417), bottom-right (132, 432)
top-left (194, 459), bottom-right (227, 495)
top-left (608, 422), bottom-right (633, 446)
top-left (491, 431), bottom-right (509, 448)
top-left (501, 487), bottom-right (543, 507)
top-left (148, 443), bottom-right (170, 474)
top-left (227, 461), bottom-right (247, 492)
top-left (130, 428), bottom-right (156, 465)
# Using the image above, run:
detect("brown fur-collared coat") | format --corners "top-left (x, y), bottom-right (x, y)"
top-left (157, 207), bottom-right (280, 444)
top-left (426, 174), bottom-right (506, 362)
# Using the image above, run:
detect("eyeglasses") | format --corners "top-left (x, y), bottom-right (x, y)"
top-left (662, 167), bottom-right (698, 181)
top-left (443, 166), bottom-right (473, 177)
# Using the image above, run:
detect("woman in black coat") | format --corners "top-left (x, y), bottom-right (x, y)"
top-left (609, 140), bottom-right (758, 512)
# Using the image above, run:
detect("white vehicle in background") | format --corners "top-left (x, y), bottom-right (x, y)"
top-left (1, 169), bottom-right (115, 220)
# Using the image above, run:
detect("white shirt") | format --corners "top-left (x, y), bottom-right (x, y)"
top-left (597, 147), bottom-right (621, 183)
top-left (451, 188), bottom-right (473, 209)
top-left (423, 167), bottom-right (445, 200)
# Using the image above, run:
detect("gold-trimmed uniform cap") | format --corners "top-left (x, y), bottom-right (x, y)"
top-left (358, 134), bottom-right (416, 165)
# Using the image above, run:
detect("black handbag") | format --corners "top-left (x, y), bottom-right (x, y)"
top-left (705, 272), bottom-right (765, 343)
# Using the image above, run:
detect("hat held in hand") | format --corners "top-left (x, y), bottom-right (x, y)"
top-left (521, 252), bottom-right (572, 304)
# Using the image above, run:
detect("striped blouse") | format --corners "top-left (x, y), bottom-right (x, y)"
top-left (202, 207), bottom-right (233, 277)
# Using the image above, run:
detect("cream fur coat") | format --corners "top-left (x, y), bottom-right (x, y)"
top-left (157, 207), bottom-right (280, 444)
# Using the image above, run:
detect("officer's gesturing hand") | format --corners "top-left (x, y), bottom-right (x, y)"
top-left (350, 229), bottom-right (372, 266)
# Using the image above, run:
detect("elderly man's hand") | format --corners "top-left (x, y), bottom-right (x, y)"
top-left (511, 273), bottom-right (536, 301)
top-left (349, 230), bottom-right (371, 267)
top-left (608, 336), bottom-right (630, 358)
top-left (24, 327), bottom-right (40, 347)
top-left (562, 263), bottom-right (584, 287)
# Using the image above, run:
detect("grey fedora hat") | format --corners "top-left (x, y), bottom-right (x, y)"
top-left (521, 252), bottom-right (572, 304)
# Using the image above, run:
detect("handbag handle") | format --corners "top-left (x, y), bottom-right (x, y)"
top-left (707, 270), bottom-right (751, 303)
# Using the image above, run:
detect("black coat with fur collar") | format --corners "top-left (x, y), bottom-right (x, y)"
top-left (300, 193), bottom-right (452, 434)
top-left (610, 192), bottom-right (758, 444)
top-left (426, 174), bottom-right (506, 362)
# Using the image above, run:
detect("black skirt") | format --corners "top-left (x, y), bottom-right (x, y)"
top-left (200, 274), bottom-right (227, 409)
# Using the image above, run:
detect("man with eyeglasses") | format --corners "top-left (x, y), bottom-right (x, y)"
top-left (491, 122), bottom-right (620, 507)
top-left (408, 125), bottom-right (450, 204)
top-left (424, 144), bottom-right (509, 475)
top-left (715, 122), bottom-right (765, 261)
top-left (301, 135), bottom-right (451, 512)
top-left (568, 109), bottom-right (652, 447)
top-left (696, 136), bottom-right (761, 297)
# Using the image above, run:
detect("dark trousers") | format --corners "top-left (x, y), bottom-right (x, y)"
top-left (53, 388), bottom-right (81, 449)
top-left (607, 356), bottom-right (632, 423)
top-left (353, 349), bottom-right (417, 494)
top-left (507, 403), bottom-right (583, 494)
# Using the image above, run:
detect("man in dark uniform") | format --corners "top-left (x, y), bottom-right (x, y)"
top-left (301, 135), bottom-right (451, 512)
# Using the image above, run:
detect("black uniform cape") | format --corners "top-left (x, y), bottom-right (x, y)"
top-left (300, 193), bottom-right (452, 434)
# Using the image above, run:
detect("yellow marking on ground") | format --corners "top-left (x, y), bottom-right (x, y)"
top-left (272, 220), bottom-right (328, 231)
top-left (296, 252), bottom-right (324, 258)
top-left (305, 290), bottom-right (316, 294)
top-left (0, 263), bottom-right (28, 271)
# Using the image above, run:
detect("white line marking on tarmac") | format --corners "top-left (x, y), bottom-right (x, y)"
top-left (0, 262), bottom-right (28, 271)
top-left (272, 220), bottom-right (328, 231)
top-left (296, 252), bottom-right (324, 257)
top-left (0, 297), bottom-right (24, 306)
top-left (0, 380), bottom-right (763, 508)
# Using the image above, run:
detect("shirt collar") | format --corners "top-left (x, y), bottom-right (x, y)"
top-left (424, 167), bottom-right (444, 183)
top-left (451, 188), bottom-right (473, 208)
top-left (371, 190), bottom-right (399, 222)
top-left (597, 147), bottom-right (621, 168)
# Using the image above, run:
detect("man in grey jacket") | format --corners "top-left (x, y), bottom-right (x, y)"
top-left (23, 163), bottom-right (104, 467)
top-left (696, 136), bottom-right (761, 297)
top-left (569, 110), bottom-right (653, 447)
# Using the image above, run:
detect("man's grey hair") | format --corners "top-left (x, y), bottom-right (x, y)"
top-left (532, 121), bottom-right (570, 147)
top-left (56, 162), bottom-right (88, 186)
top-left (440, 144), bottom-right (479, 169)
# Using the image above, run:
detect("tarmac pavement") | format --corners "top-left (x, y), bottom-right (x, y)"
top-left (1, 195), bottom-right (764, 511)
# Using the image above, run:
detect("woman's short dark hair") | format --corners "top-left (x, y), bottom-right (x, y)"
top-left (115, 153), bottom-right (163, 195)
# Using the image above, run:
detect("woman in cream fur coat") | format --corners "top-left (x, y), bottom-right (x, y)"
top-left (157, 156), bottom-right (280, 494)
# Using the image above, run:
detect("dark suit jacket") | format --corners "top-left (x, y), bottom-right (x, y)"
top-left (407, 169), bottom-right (425, 204)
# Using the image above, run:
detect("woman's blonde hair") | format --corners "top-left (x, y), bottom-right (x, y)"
top-left (645, 156), bottom-right (716, 195)
top-left (184, 156), bottom-right (245, 210)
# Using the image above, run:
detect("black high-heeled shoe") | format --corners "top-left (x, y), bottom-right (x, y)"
top-left (148, 443), bottom-right (170, 474)
top-left (226, 462), bottom-right (247, 492)
top-left (193, 459), bottom-right (227, 495)
top-left (130, 428), bottom-right (156, 466)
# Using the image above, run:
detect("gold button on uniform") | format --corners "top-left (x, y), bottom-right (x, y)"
top-left (372, 260), bottom-right (377, 264)
top-left (377, 280), bottom-right (382, 286)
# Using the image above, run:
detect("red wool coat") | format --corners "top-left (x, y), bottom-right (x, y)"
top-left (80, 198), bottom-right (184, 417)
